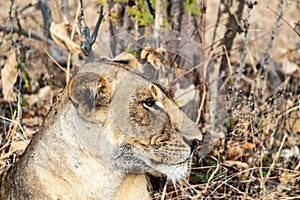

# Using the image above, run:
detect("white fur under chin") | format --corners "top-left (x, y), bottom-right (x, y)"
top-left (156, 162), bottom-right (189, 182)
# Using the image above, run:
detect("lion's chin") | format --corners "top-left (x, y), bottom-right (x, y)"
top-left (156, 161), bottom-right (189, 182)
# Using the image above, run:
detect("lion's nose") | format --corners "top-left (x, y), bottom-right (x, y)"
top-left (190, 138), bottom-right (201, 151)
top-left (183, 137), bottom-right (201, 151)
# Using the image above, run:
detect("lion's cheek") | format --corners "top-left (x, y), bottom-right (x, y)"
top-left (134, 143), bottom-right (190, 167)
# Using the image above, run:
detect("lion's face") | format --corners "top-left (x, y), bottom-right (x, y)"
top-left (68, 55), bottom-right (201, 181)
top-left (111, 81), bottom-right (199, 180)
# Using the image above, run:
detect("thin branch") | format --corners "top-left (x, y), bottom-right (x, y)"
top-left (9, 0), bottom-right (15, 20)
top-left (259, 0), bottom-right (283, 69)
top-left (234, 0), bottom-right (255, 101)
top-left (0, 26), bottom-right (53, 45)
top-left (154, 0), bottom-right (161, 37)
top-left (37, 0), bottom-right (52, 38)
top-left (0, 115), bottom-right (26, 140)
top-left (258, 0), bottom-right (284, 96)
top-left (79, 0), bottom-right (104, 56)
top-left (265, 133), bottom-right (287, 179)
top-left (209, 1), bottom-right (222, 53)
top-left (219, 0), bottom-right (245, 72)
top-left (66, 1), bottom-right (81, 83)
top-left (42, 46), bottom-right (66, 73)
top-left (19, 2), bottom-right (36, 14)
top-left (199, 0), bottom-right (207, 46)
top-left (267, 6), bottom-right (300, 37)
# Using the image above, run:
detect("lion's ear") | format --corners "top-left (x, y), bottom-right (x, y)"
top-left (113, 52), bottom-right (140, 69)
top-left (68, 72), bottom-right (112, 121)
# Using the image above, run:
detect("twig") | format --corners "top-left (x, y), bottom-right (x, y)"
top-left (208, 27), bottom-right (280, 60)
top-left (279, 103), bottom-right (300, 116)
top-left (196, 86), bottom-right (206, 125)
top-left (161, 179), bottom-right (168, 200)
top-left (199, 0), bottom-right (207, 47)
top-left (14, 6), bottom-right (22, 32)
top-left (222, 45), bottom-right (233, 76)
top-left (267, 6), bottom-right (300, 37)
top-left (79, 0), bottom-right (104, 56)
top-left (259, 0), bottom-right (283, 74)
top-left (42, 46), bottom-right (66, 73)
top-left (234, 0), bottom-right (255, 101)
top-left (38, 0), bottom-right (52, 38)
top-left (19, 2), bottom-right (35, 14)
top-left (154, 0), bottom-right (161, 38)
top-left (203, 162), bottom-right (220, 191)
top-left (224, 182), bottom-right (248, 196)
top-left (265, 133), bottom-right (287, 179)
top-left (209, 1), bottom-right (224, 53)
top-left (9, 0), bottom-right (15, 20)
top-left (219, 0), bottom-right (245, 71)
top-left (0, 26), bottom-right (53, 45)
top-left (66, 1), bottom-right (81, 83)
top-left (0, 115), bottom-right (26, 139)
top-left (207, 167), bottom-right (257, 198)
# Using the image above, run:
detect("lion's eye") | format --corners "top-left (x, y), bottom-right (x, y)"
top-left (143, 98), bottom-right (156, 107)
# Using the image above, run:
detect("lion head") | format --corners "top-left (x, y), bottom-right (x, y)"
top-left (68, 53), bottom-right (201, 181)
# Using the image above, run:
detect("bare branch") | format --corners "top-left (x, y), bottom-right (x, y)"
top-left (38, 0), bottom-right (53, 39)
top-left (259, 0), bottom-right (283, 69)
top-left (79, 0), bottom-right (104, 56)
top-left (154, 0), bottom-right (161, 37)
top-left (234, 0), bottom-right (256, 101)
top-left (219, 0), bottom-right (245, 72)
top-left (0, 26), bottom-right (53, 45)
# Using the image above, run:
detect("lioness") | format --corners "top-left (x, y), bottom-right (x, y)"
top-left (0, 53), bottom-right (201, 200)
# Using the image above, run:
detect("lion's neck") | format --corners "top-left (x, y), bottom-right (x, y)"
top-left (23, 103), bottom-right (125, 199)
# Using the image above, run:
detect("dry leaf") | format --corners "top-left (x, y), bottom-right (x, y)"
top-left (23, 86), bottom-right (52, 108)
top-left (140, 44), bottom-right (151, 59)
top-left (294, 118), bottom-right (300, 133)
top-left (281, 57), bottom-right (298, 75)
top-left (241, 142), bottom-right (256, 150)
top-left (22, 117), bottom-right (43, 127)
top-left (1, 50), bottom-right (19, 102)
top-left (50, 22), bottom-right (81, 54)
top-left (140, 44), bottom-right (165, 69)
top-left (287, 118), bottom-right (300, 134)
top-left (224, 160), bottom-right (249, 169)
top-left (279, 171), bottom-right (297, 186)
top-left (9, 140), bottom-right (29, 156)
top-left (23, 94), bottom-right (39, 108)
top-left (38, 86), bottom-right (52, 101)
top-left (227, 146), bottom-right (243, 160)
top-left (224, 160), bottom-right (250, 180)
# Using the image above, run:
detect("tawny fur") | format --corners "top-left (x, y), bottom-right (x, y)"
top-left (0, 53), bottom-right (201, 200)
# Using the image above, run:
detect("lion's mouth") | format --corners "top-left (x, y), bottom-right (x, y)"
top-left (170, 157), bottom-right (190, 165)
top-left (148, 155), bottom-right (191, 166)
